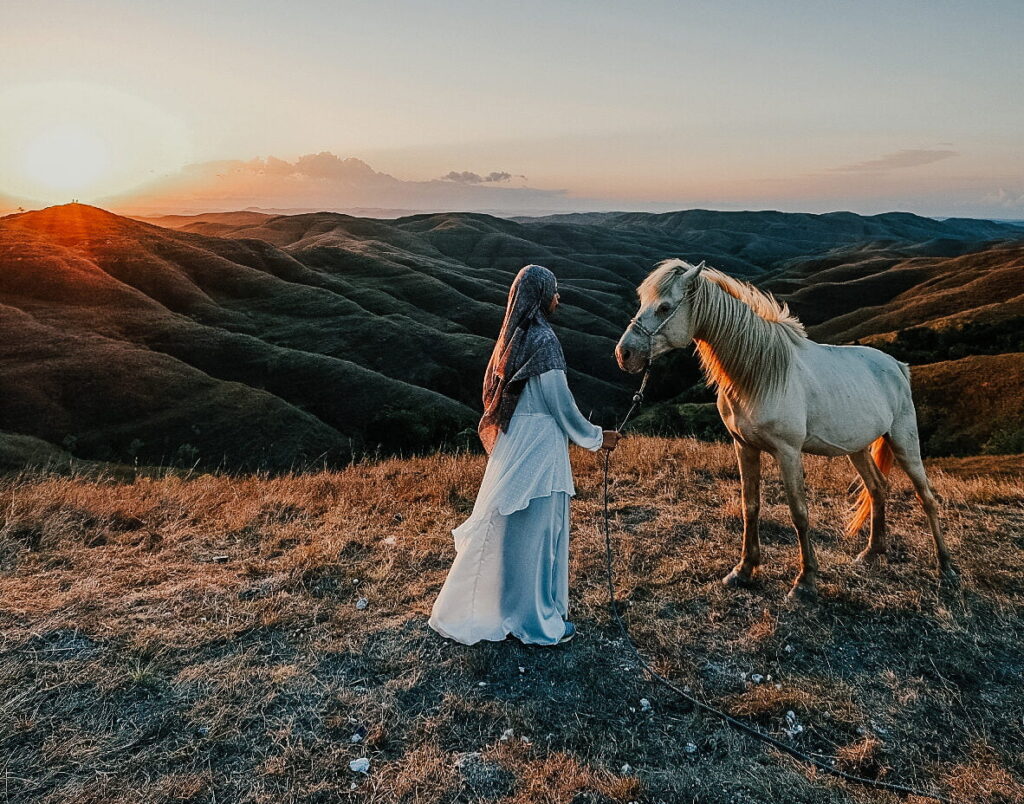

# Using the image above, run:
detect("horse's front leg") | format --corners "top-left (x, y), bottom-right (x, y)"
top-left (775, 448), bottom-right (818, 601)
top-left (723, 440), bottom-right (761, 588)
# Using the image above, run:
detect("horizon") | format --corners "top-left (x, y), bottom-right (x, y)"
top-left (8, 200), bottom-right (1024, 227)
top-left (2, 1), bottom-right (1023, 218)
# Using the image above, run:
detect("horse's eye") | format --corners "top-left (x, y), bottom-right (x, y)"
top-left (657, 302), bottom-right (671, 315)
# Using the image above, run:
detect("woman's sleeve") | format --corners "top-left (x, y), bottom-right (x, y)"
top-left (536, 369), bottom-right (604, 451)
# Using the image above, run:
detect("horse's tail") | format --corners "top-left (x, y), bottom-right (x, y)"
top-left (846, 436), bottom-right (894, 538)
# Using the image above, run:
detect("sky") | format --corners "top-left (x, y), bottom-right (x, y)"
top-left (2, 0), bottom-right (1022, 217)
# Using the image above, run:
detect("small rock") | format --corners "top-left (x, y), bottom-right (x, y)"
top-left (750, 673), bottom-right (765, 684)
top-left (784, 644), bottom-right (794, 654)
top-left (784, 710), bottom-right (804, 738)
top-left (478, 681), bottom-right (487, 687)
top-left (620, 763), bottom-right (633, 775)
top-left (349, 724), bottom-right (367, 743)
top-left (640, 698), bottom-right (652, 712)
top-left (383, 536), bottom-right (396, 546)
top-left (518, 666), bottom-right (526, 674)
top-left (455, 752), bottom-right (514, 798)
top-left (212, 555), bottom-right (229, 564)
top-left (355, 597), bottom-right (368, 610)
top-left (195, 726), bottom-right (209, 737)
top-left (349, 757), bottom-right (370, 774)
top-left (499, 728), bottom-right (514, 741)
top-left (520, 736), bottom-right (531, 745)
top-left (684, 742), bottom-right (697, 754)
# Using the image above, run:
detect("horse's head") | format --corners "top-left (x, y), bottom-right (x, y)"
top-left (615, 259), bottom-right (706, 373)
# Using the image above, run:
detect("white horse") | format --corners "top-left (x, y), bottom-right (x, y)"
top-left (615, 259), bottom-right (955, 600)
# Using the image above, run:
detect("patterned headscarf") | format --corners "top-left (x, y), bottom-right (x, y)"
top-left (478, 264), bottom-right (567, 453)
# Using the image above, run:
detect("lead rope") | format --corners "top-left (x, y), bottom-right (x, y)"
top-left (599, 369), bottom-right (946, 801)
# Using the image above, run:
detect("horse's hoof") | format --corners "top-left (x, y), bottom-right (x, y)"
top-left (787, 583), bottom-right (818, 603)
top-left (854, 549), bottom-right (886, 566)
top-left (722, 568), bottom-right (756, 588)
top-left (939, 565), bottom-right (960, 586)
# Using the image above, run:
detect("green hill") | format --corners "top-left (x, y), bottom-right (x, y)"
top-left (1, 203), bottom-right (1020, 470)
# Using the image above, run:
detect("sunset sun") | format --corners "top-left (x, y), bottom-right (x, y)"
top-left (0, 82), bottom-right (190, 205)
top-left (22, 125), bottom-right (111, 194)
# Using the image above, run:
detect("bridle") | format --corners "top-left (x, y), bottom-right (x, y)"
top-left (625, 263), bottom-right (698, 348)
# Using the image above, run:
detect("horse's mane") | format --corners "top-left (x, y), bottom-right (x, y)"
top-left (642, 259), bottom-right (807, 399)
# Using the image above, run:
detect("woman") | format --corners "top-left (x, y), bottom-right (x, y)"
top-left (429, 264), bottom-right (620, 646)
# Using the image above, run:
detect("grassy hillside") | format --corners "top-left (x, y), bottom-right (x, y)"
top-left (1, 204), bottom-right (1021, 470)
top-left (911, 353), bottom-right (1024, 456)
top-left (1, 437), bottom-right (1021, 803)
top-left (788, 242), bottom-right (1024, 344)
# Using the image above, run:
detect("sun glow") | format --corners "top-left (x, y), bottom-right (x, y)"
top-left (22, 125), bottom-right (111, 194)
top-left (0, 82), bottom-right (191, 206)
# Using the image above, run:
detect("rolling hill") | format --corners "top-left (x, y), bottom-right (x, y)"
top-left (1, 203), bottom-right (1021, 470)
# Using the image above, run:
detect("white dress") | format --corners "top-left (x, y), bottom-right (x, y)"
top-left (429, 369), bottom-right (603, 645)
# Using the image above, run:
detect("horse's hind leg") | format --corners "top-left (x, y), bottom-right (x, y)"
top-left (724, 440), bottom-right (761, 588)
top-left (776, 447), bottom-right (817, 601)
top-left (849, 449), bottom-right (888, 563)
top-left (888, 422), bottom-right (957, 580)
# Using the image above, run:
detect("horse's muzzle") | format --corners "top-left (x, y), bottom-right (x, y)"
top-left (615, 343), bottom-right (647, 374)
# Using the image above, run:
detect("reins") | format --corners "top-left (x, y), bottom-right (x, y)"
top-left (598, 368), bottom-right (947, 801)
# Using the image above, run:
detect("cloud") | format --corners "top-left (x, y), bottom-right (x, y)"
top-left (440, 170), bottom-right (518, 184)
top-left (831, 149), bottom-right (959, 173)
top-left (981, 188), bottom-right (1024, 208)
top-left (104, 152), bottom-right (568, 215)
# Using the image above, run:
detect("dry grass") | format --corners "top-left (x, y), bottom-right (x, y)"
top-left (1, 437), bottom-right (1022, 803)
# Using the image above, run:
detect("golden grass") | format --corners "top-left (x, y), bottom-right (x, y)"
top-left (1, 437), bottom-right (1022, 803)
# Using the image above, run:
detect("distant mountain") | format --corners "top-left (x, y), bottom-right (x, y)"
top-left (513, 209), bottom-right (1016, 275)
top-left (1, 204), bottom-right (1020, 470)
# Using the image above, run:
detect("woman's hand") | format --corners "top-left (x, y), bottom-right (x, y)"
top-left (601, 430), bottom-right (622, 451)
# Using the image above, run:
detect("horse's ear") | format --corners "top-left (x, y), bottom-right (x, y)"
top-left (680, 260), bottom-right (706, 282)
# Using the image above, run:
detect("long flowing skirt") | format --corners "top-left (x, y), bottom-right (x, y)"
top-left (428, 492), bottom-right (571, 645)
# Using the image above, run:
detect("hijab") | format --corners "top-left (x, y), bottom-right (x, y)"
top-left (478, 264), bottom-right (566, 453)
